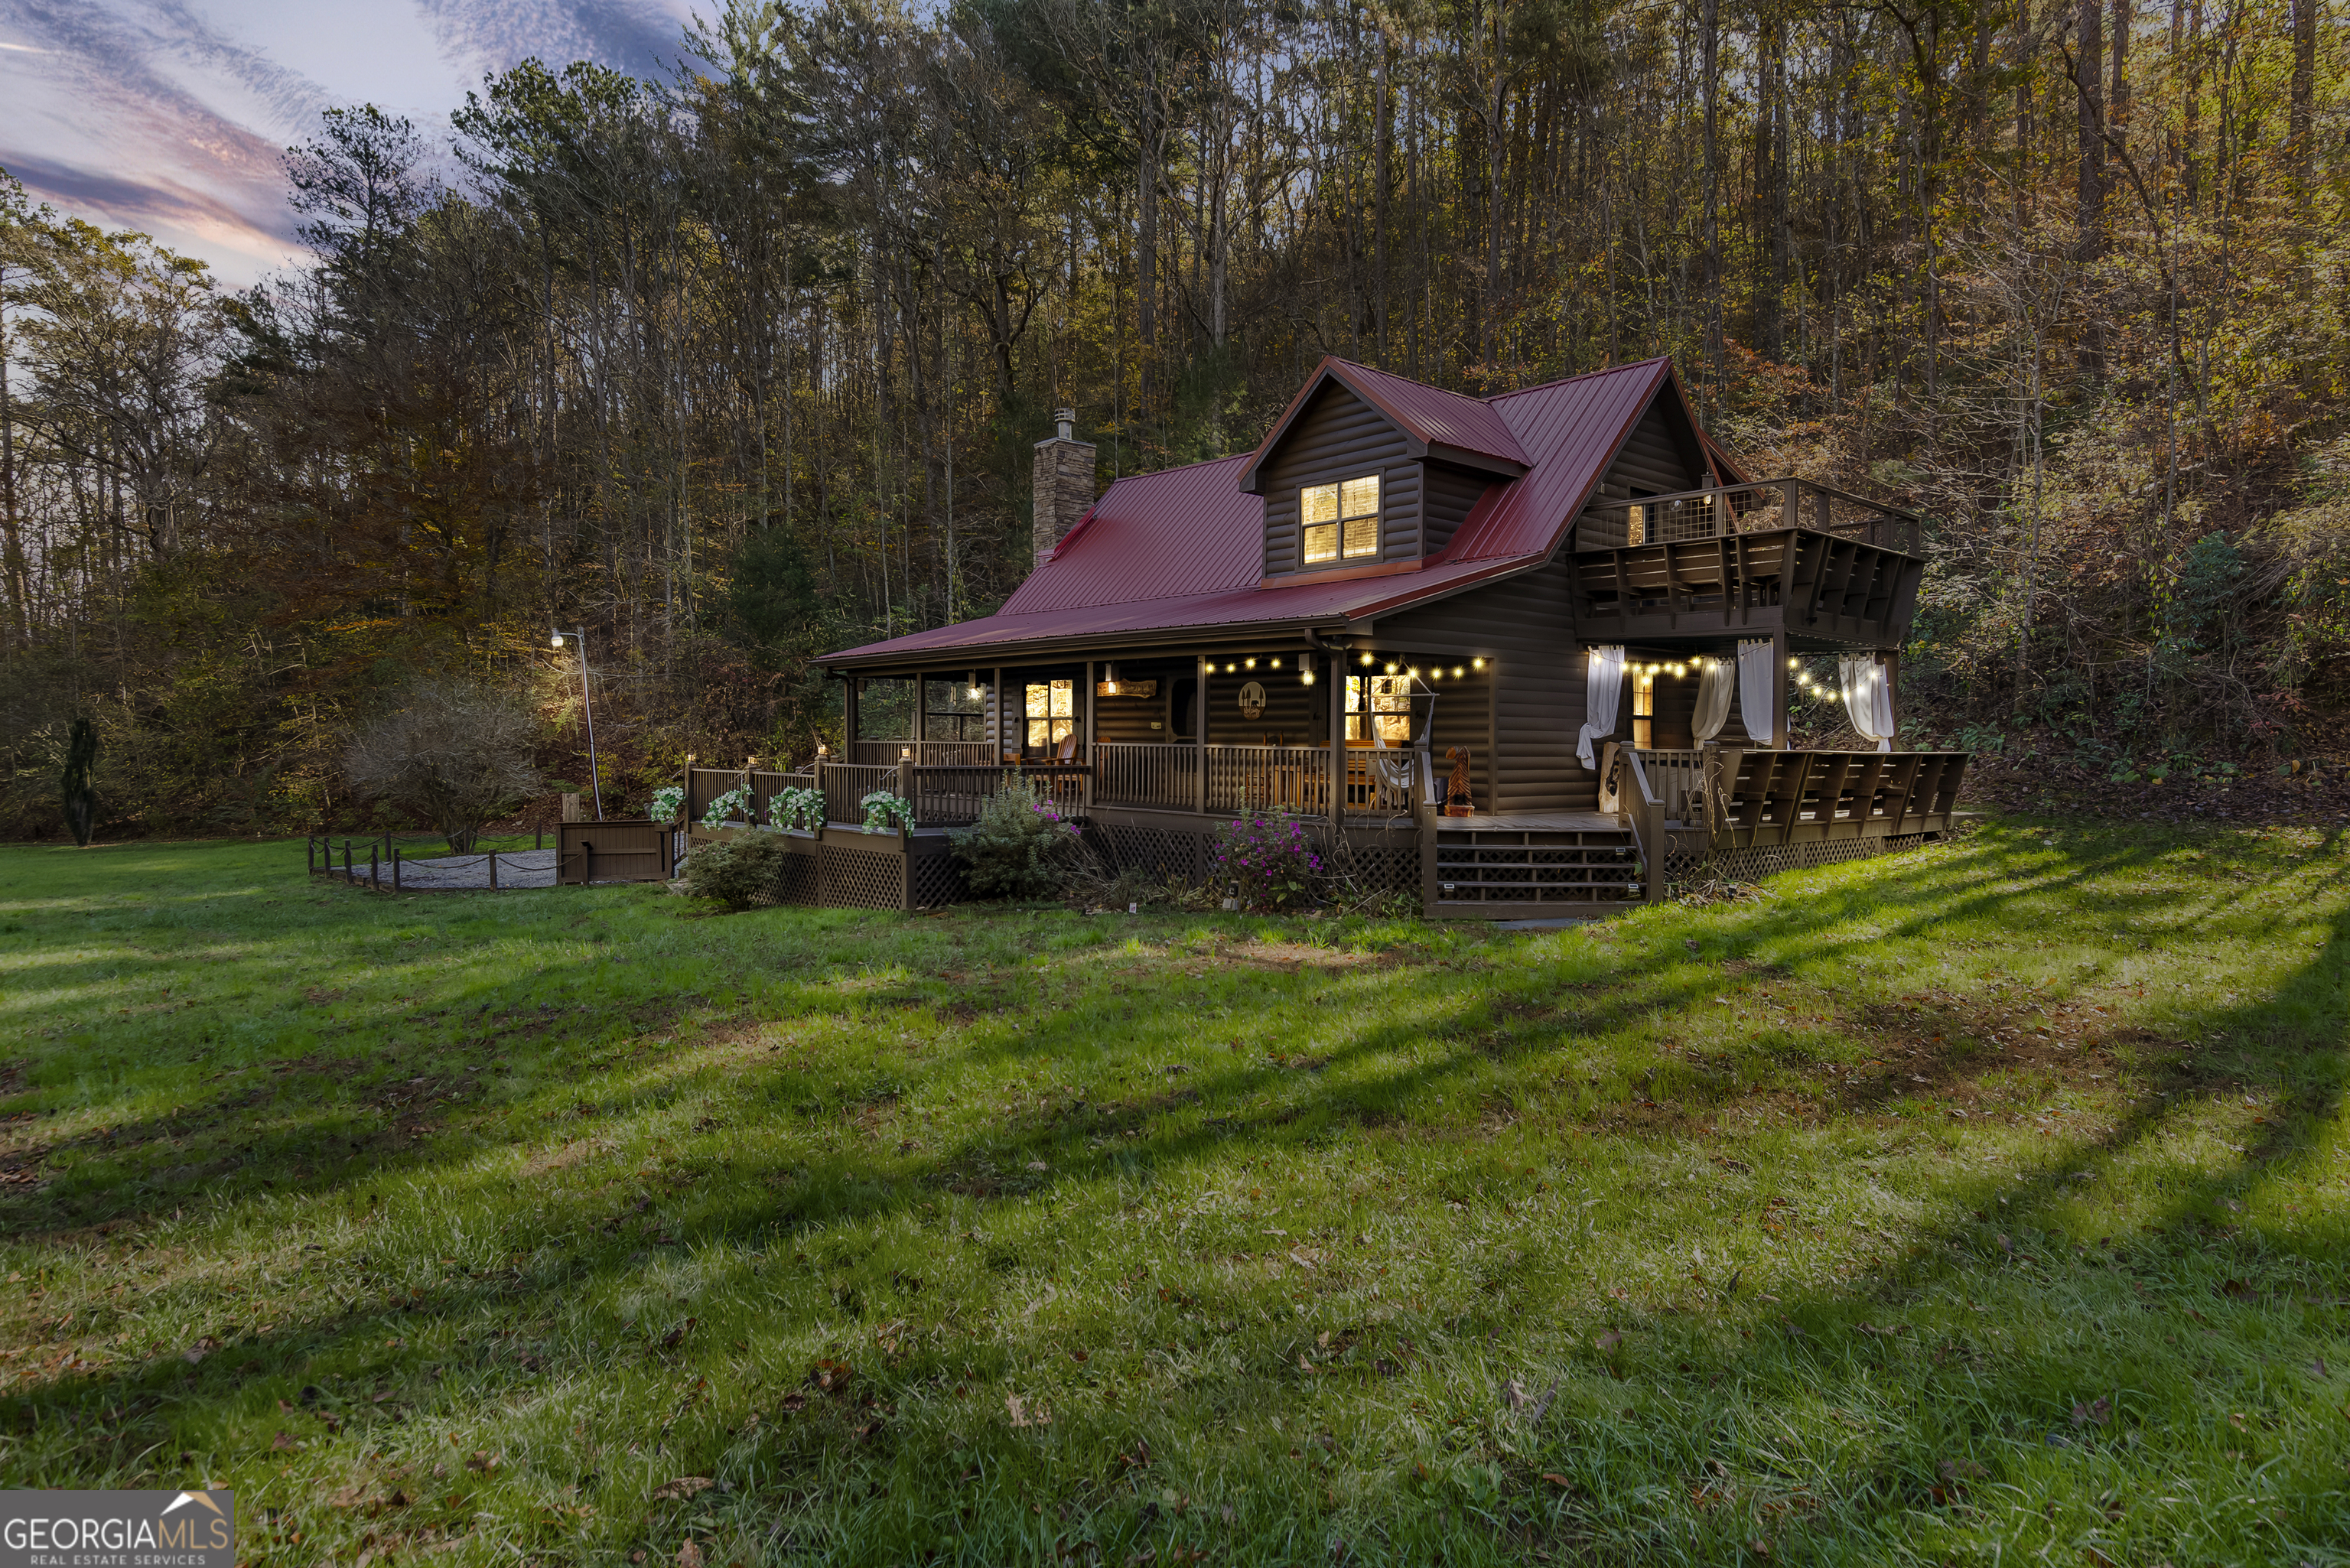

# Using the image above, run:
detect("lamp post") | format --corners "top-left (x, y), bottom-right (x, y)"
top-left (551, 628), bottom-right (603, 820)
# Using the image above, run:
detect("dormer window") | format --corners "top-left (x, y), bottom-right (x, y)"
top-left (1302, 473), bottom-right (1381, 564)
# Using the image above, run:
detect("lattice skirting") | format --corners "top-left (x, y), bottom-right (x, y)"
top-left (908, 851), bottom-right (965, 910)
top-left (1688, 832), bottom-right (1936, 885)
top-left (1094, 821), bottom-right (1210, 884)
top-left (820, 844), bottom-right (908, 910)
top-left (763, 848), bottom-right (822, 907)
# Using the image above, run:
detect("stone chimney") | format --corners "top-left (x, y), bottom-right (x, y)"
top-left (1031, 407), bottom-right (1097, 565)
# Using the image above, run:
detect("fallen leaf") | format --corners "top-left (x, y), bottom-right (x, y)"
top-left (1502, 1378), bottom-right (1529, 1409)
top-left (271, 1431), bottom-right (298, 1451)
top-left (2071, 1397), bottom-right (2111, 1427)
top-left (1594, 1330), bottom-right (1623, 1352)
top-left (660, 1317), bottom-right (698, 1349)
top-left (464, 1452), bottom-right (499, 1473)
top-left (808, 1358), bottom-right (853, 1394)
top-left (1541, 1473), bottom-right (1573, 1488)
top-left (652, 1477), bottom-right (714, 1502)
top-left (675, 1540), bottom-right (704, 1568)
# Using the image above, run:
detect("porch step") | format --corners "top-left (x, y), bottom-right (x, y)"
top-left (1431, 823), bottom-right (1642, 907)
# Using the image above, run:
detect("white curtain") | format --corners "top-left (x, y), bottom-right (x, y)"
top-left (1577, 646), bottom-right (1626, 769)
top-left (1691, 657), bottom-right (1734, 743)
top-left (1736, 639), bottom-right (1778, 748)
top-left (1839, 654), bottom-right (1896, 751)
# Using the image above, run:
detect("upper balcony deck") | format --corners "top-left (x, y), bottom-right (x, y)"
top-left (1567, 478), bottom-right (1925, 649)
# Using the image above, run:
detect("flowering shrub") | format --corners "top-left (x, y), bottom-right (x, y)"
top-left (950, 773), bottom-right (1086, 897)
top-left (701, 786), bottom-right (753, 828)
top-left (861, 790), bottom-right (916, 834)
top-left (772, 785), bottom-right (825, 831)
top-left (1213, 813), bottom-right (1325, 910)
top-left (647, 785), bottom-right (685, 824)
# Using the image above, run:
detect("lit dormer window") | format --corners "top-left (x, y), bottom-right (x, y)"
top-left (1302, 473), bottom-right (1381, 564)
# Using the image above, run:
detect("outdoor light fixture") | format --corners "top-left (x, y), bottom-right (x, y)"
top-left (1788, 657), bottom-right (1801, 669)
top-left (1268, 656), bottom-right (1282, 669)
top-left (1472, 657), bottom-right (1486, 669)
top-left (1407, 667), bottom-right (1420, 679)
top-left (1360, 652), bottom-right (1374, 665)
top-left (1245, 656), bottom-right (1257, 669)
top-left (1103, 662), bottom-right (1121, 696)
top-left (1427, 668), bottom-right (1441, 680)
top-left (1300, 665), bottom-right (1316, 686)
top-left (967, 671), bottom-right (983, 699)
top-left (550, 627), bottom-right (602, 820)
top-left (1453, 665), bottom-right (1465, 678)
top-left (1384, 662), bottom-right (1398, 675)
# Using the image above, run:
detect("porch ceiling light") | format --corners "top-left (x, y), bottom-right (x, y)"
top-left (1104, 662), bottom-right (1121, 695)
top-left (1300, 665), bottom-right (1316, 685)
top-left (967, 671), bottom-right (983, 699)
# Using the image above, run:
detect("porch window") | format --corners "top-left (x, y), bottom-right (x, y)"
top-left (924, 677), bottom-right (985, 740)
top-left (1344, 674), bottom-right (1412, 744)
top-left (1632, 670), bottom-right (1655, 749)
top-left (1302, 473), bottom-right (1381, 564)
top-left (1024, 679), bottom-right (1075, 750)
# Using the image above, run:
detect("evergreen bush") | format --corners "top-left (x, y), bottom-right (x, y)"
top-left (950, 774), bottom-right (1085, 899)
top-left (60, 717), bottom-right (99, 847)
top-left (682, 832), bottom-right (790, 910)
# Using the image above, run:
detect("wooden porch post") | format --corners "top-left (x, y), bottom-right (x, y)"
top-left (992, 667), bottom-right (1005, 760)
top-left (1195, 656), bottom-right (1209, 815)
top-left (1325, 649), bottom-right (1346, 830)
top-left (1769, 626), bottom-right (1790, 750)
top-left (915, 674), bottom-right (928, 751)
top-left (1082, 659), bottom-right (1096, 810)
top-left (845, 675), bottom-right (861, 757)
top-left (1883, 650), bottom-right (1899, 750)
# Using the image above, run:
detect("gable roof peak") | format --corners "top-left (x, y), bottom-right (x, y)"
top-left (1238, 356), bottom-right (1531, 492)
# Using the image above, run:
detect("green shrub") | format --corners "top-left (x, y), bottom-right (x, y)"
top-left (682, 831), bottom-right (790, 909)
top-left (950, 774), bottom-right (1087, 899)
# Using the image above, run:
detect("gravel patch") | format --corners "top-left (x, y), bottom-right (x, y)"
top-left (330, 848), bottom-right (558, 891)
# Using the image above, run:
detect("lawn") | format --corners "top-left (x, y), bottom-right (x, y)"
top-left (1, 821), bottom-right (2345, 1566)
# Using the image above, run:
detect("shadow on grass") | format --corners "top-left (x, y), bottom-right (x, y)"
top-left (3, 825), bottom-right (2345, 1561)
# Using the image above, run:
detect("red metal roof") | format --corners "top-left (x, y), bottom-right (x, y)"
top-left (825, 356), bottom-right (1710, 667)
top-left (1439, 358), bottom-right (1676, 562)
top-left (1327, 359), bottom-right (1531, 470)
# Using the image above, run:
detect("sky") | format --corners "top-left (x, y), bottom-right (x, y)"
top-left (1, 0), bottom-right (706, 285)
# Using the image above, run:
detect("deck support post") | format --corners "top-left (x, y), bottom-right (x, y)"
top-left (845, 675), bottom-right (861, 759)
top-left (1769, 625), bottom-right (1790, 749)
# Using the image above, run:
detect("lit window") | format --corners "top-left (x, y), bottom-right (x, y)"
top-left (1343, 674), bottom-right (1413, 744)
top-left (1024, 679), bottom-right (1074, 751)
top-left (1302, 473), bottom-right (1382, 564)
top-left (1632, 671), bottom-right (1655, 750)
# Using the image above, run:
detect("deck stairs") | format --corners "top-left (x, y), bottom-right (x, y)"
top-left (1427, 812), bottom-right (1643, 916)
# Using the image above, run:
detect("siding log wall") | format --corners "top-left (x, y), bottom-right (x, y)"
top-left (1423, 464), bottom-right (1493, 555)
top-left (1258, 382), bottom-right (1418, 574)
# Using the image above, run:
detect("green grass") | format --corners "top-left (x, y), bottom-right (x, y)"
top-left (2, 821), bottom-right (2346, 1566)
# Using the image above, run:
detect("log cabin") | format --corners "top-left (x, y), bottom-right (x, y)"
top-left (688, 356), bottom-right (1966, 914)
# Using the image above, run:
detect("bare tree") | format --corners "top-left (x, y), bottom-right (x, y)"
top-left (345, 678), bottom-right (542, 853)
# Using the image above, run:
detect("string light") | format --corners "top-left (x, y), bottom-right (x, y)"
top-left (1384, 662), bottom-right (1398, 675)
top-left (1360, 652), bottom-right (1375, 665)
top-left (1427, 667), bottom-right (1441, 680)
top-left (1245, 656), bottom-right (1257, 669)
top-left (1472, 658), bottom-right (1486, 669)
top-left (1268, 656), bottom-right (1282, 670)
top-left (1452, 665), bottom-right (1464, 677)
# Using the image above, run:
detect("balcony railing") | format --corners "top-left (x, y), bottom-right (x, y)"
top-left (1576, 478), bottom-right (1923, 556)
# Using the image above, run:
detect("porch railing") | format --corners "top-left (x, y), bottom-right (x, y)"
top-left (850, 740), bottom-right (998, 767)
top-left (1628, 748), bottom-right (1707, 825)
top-left (1575, 477), bottom-right (1923, 556)
top-left (1095, 742), bottom-right (1195, 809)
top-left (909, 763), bottom-right (1086, 825)
top-left (1094, 741), bottom-right (1425, 816)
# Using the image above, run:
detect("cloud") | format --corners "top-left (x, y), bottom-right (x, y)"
top-left (0, 0), bottom-right (702, 283)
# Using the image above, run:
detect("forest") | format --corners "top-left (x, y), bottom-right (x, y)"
top-left (0, 0), bottom-right (2342, 839)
